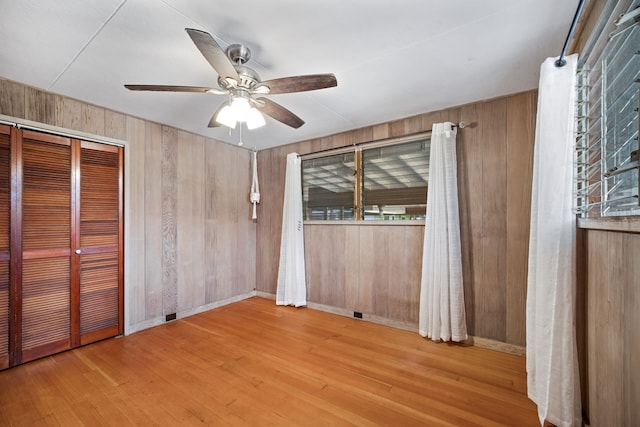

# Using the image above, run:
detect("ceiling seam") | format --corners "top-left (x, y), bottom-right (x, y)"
top-left (47, 0), bottom-right (129, 90)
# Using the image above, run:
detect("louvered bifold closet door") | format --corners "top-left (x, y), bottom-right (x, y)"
top-left (0, 126), bottom-right (10, 369)
top-left (77, 141), bottom-right (123, 345)
top-left (20, 131), bottom-right (72, 363)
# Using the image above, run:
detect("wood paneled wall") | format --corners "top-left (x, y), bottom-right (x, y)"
top-left (0, 78), bottom-right (256, 333)
top-left (257, 90), bottom-right (537, 346)
top-left (582, 229), bottom-right (640, 426)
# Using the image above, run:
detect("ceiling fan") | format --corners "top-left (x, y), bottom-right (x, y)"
top-left (125, 28), bottom-right (337, 130)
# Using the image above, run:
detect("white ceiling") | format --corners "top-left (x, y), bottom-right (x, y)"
top-left (0, 0), bottom-right (578, 150)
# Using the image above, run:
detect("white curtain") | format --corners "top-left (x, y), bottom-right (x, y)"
top-left (526, 54), bottom-right (581, 427)
top-left (276, 153), bottom-right (307, 307)
top-left (419, 122), bottom-right (467, 342)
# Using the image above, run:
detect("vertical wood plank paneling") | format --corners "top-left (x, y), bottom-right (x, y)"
top-left (176, 131), bottom-right (205, 310)
top-left (266, 148), bottom-right (288, 292)
top-left (125, 117), bottom-right (146, 325)
top-left (144, 122), bottom-right (163, 318)
top-left (584, 230), bottom-right (640, 425)
top-left (104, 110), bottom-right (127, 141)
top-left (304, 225), bottom-right (322, 303)
top-left (305, 225), bottom-right (346, 308)
top-left (505, 92), bottom-right (536, 346)
top-left (372, 124), bottom-right (389, 141)
top-left (256, 150), bottom-right (270, 293)
top-left (1, 77), bottom-right (257, 336)
top-left (205, 141), bottom-right (255, 303)
top-left (585, 230), bottom-right (599, 425)
top-left (236, 148), bottom-right (255, 295)
top-left (344, 226), bottom-right (360, 311)
top-left (623, 233), bottom-right (640, 426)
top-left (370, 227), bottom-right (390, 318)
top-left (387, 227), bottom-right (411, 322)
top-left (161, 126), bottom-right (178, 317)
top-left (586, 230), bottom-right (621, 426)
top-left (204, 140), bottom-right (218, 302)
top-left (356, 226), bottom-right (375, 314)
top-left (405, 226), bottom-right (424, 324)
top-left (604, 232), bottom-right (624, 425)
top-left (0, 79), bottom-right (25, 118)
top-left (457, 103), bottom-right (481, 336)
top-left (256, 90), bottom-right (537, 341)
top-left (54, 97), bottom-right (82, 131)
top-left (24, 87), bottom-right (56, 125)
top-left (214, 140), bottom-right (235, 301)
top-left (81, 104), bottom-right (105, 136)
top-left (477, 98), bottom-right (507, 341)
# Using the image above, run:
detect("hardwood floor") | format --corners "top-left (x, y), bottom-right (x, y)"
top-left (0, 297), bottom-right (539, 426)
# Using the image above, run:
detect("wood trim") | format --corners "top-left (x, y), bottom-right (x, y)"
top-left (20, 337), bottom-right (70, 364)
top-left (9, 126), bottom-right (22, 366)
top-left (466, 336), bottom-right (525, 357)
top-left (22, 248), bottom-right (71, 259)
top-left (70, 139), bottom-right (81, 348)
top-left (0, 114), bottom-right (126, 147)
top-left (265, 292), bottom-right (524, 356)
top-left (80, 139), bottom-right (120, 152)
top-left (79, 324), bottom-right (119, 346)
top-left (21, 129), bottom-right (70, 146)
top-left (303, 220), bottom-right (425, 226)
top-left (118, 146), bottom-right (124, 335)
top-left (0, 354), bottom-right (7, 370)
top-left (354, 149), bottom-right (362, 220)
top-left (578, 217), bottom-right (640, 233)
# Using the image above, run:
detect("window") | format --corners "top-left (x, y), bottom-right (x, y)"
top-left (302, 135), bottom-right (430, 220)
top-left (576, 0), bottom-right (640, 217)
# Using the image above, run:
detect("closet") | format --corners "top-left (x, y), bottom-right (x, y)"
top-left (0, 124), bottom-right (123, 369)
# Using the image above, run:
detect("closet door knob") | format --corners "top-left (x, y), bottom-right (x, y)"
top-left (75, 249), bottom-right (82, 254)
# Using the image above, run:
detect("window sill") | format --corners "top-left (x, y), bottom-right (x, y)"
top-left (304, 220), bottom-right (425, 226)
top-left (578, 217), bottom-right (640, 234)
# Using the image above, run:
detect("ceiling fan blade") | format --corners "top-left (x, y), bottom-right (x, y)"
top-left (256, 97), bottom-right (304, 129)
top-left (257, 74), bottom-right (337, 94)
top-left (185, 28), bottom-right (240, 83)
top-left (124, 84), bottom-right (226, 95)
top-left (208, 103), bottom-right (226, 128)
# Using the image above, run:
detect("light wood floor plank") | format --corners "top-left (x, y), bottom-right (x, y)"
top-left (0, 297), bottom-right (539, 426)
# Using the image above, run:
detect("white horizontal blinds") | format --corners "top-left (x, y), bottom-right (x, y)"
top-left (0, 128), bottom-right (10, 368)
top-left (576, 0), bottom-right (640, 217)
top-left (361, 139), bottom-right (429, 220)
top-left (302, 152), bottom-right (356, 220)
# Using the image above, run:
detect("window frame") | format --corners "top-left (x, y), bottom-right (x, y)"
top-left (301, 132), bottom-right (431, 222)
top-left (575, 0), bottom-right (640, 219)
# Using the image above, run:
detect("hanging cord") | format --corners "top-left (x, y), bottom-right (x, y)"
top-left (555, 0), bottom-right (587, 67)
top-left (250, 150), bottom-right (260, 221)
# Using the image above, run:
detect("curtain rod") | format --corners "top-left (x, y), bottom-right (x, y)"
top-left (299, 121), bottom-right (467, 160)
top-left (555, 0), bottom-right (587, 67)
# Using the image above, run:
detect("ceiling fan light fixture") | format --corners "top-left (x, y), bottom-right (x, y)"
top-left (245, 107), bottom-right (266, 130)
top-left (215, 103), bottom-right (237, 128)
top-left (215, 96), bottom-right (265, 130)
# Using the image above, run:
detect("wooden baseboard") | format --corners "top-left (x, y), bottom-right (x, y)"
top-left (255, 294), bottom-right (526, 356)
top-left (466, 336), bottom-right (525, 356)
top-left (125, 291), bottom-right (258, 335)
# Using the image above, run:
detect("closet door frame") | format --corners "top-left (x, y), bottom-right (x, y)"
top-left (5, 128), bottom-right (123, 367)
